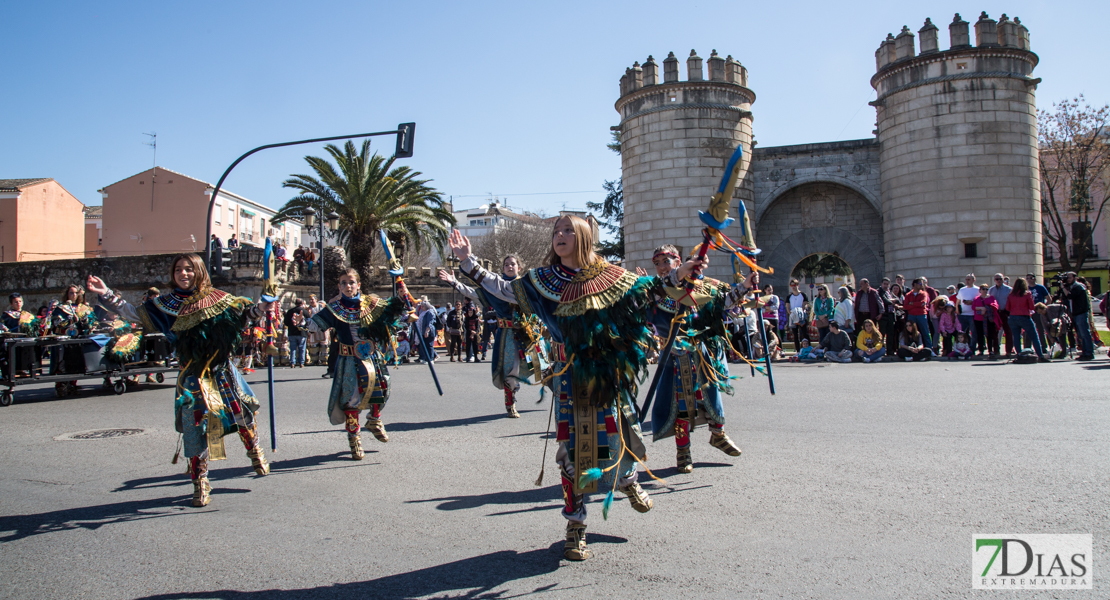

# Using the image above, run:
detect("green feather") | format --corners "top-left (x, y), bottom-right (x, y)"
top-left (175, 306), bottom-right (247, 366)
top-left (360, 297), bottom-right (407, 345)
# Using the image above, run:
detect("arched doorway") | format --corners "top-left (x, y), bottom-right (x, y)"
top-left (754, 181), bottom-right (884, 290)
top-left (791, 253), bottom-right (855, 298)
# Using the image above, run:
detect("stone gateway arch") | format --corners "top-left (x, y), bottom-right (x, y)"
top-left (616, 12), bottom-right (1042, 287)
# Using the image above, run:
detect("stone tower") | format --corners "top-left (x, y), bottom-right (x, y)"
top-left (871, 12), bottom-right (1042, 281)
top-left (615, 50), bottom-right (755, 283)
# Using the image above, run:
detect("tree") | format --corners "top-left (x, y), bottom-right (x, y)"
top-left (589, 129), bottom-right (624, 261)
top-left (791, 253), bottom-right (852, 284)
top-left (273, 140), bottom-right (455, 289)
top-left (471, 217), bottom-right (551, 272)
top-left (1038, 95), bottom-right (1110, 271)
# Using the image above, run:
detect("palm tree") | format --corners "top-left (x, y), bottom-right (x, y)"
top-left (272, 140), bottom-right (455, 286)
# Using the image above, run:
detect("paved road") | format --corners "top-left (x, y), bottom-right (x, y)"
top-left (1, 356), bottom-right (1106, 599)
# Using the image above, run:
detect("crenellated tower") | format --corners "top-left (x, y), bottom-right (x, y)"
top-left (871, 12), bottom-right (1042, 281)
top-left (615, 49), bottom-right (755, 282)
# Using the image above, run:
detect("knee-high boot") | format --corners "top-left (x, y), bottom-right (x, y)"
top-left (345, 410), bottom-right (363, 460)
top-left (189, 451), bottom-right (211, 507)
top-left (504, 384), bottom-right (520, 418)
top-left (238, 422), bottom-right (270, 475)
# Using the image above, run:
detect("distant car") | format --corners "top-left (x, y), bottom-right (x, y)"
top-left (1096, 293), bottom-right (1106, 316)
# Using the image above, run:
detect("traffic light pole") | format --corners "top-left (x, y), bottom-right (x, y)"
top-left (204, 124), bottom-right (415, 268)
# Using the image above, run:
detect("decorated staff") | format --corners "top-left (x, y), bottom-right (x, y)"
top-left (379, 230), bottom-right (443, 396)
top-left (260, 238), bottom-right (281, 452)
top-left (672, 143), bottom-right (775, 395)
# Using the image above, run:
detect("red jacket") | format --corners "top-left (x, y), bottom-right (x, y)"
top-left (904, 290), bottom-right (929, 316)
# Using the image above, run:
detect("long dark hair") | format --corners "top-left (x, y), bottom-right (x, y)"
top-left (168, 253), bottom-right (211, 292)
top-left (1012, 276), bottom-right (1029, 296)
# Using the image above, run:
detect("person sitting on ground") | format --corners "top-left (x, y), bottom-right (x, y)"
top-left (795, 338), bottom-right (818, 361)
top-left (855, 319), bottom-right (886, 363)
top-left (951, 331), bottom-right (972, 360)
top-left (896, 321), bottom-right (932, 361)
top-left (820, 320), bottom-right (854, 363)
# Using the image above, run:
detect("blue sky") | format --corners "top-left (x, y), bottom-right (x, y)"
top-left (2, 1), bottom-right (1106, 217)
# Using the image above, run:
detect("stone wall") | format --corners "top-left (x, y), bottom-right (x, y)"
top-left (872, 12), bottom-right (1042, 281)
top-left (0, 250), bottom-right (464, 313)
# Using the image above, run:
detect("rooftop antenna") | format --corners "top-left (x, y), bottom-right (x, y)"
top-left (143, 132), bottom-right (157, 211)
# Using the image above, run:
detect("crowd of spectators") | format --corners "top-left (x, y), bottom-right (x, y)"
top-left (734, 271), bottom-right (1104, 365)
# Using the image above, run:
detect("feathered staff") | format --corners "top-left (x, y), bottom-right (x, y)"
top-left (640, 144), bottom-right (774, 420)
top-left (261, 238), bottom-right (279, 451)
top-left (379, 230), bottom-right (443, 396)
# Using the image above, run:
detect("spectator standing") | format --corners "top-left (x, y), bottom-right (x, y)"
top-left (853, 279), bottom-right (883, 334)
top-left (1064, 272), bottom-right (1095, 360)
top-left (877, 278), bottom-right (898, 352)
top-left (988, 273), bottom-right (1015, 356)
top-left (820, 321), bottom-right (854, 363)
top-left (956, 274), bottom-right (980, 350)
top-left (896, 321), bottom-right (932, 361)
top-left (946, 284), bottom-right (958, 304)
top-left (293, 246), bottom-right (306, 274)
top-left (210, 235), bottom-right (222, 251)
top-left (920, 277), bottom-right (941, 351)
top-left (833, 286), bottom-right (855, 336)
top-left (413, 302), bottom-right (439, 363)
top-left (903, 279), bottom-right (933, 351)
top-left (761, 285), bottom-right (780, 336)
top-left (1004, 277), bottom-right (1047, 361)
top-left (786, 280), bottom-right (809, 348)
top-left (855, 319), bottom-right (886, 363)
top-left (463, 299), bottom-right (481, 362)
top-left (887, 282), bottom-right (907, 352)
top-left (812, 284), bottom-right (834, 343)
top-left (284, 298), bottom-right (307, 367)
top-left (445, 301), bottom-right (463, 361)
top-left (481, 304), bottom-right (497, 361)
top-left (972, 284), bottom-right (1002, 358)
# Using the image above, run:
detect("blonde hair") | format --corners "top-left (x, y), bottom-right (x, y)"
top-left (545, 214), bottom-right (599, 268)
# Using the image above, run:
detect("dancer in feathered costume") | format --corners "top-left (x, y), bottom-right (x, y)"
top-left (87, 254), bottom-right (272, 507)
top-left (449, 215), bottom-right (660, 562)
top-left (301, 267), bottom-right (408, 460)
top-left (438, 254), bottom-right (547, 418)
top-left (646, 245), bottom-right (746, 473)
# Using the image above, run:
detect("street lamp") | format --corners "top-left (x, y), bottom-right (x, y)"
top-left (300, 205), bottom-right (340, 300)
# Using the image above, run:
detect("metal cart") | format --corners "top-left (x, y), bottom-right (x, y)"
top-left (0, 332), bottom-right (177, 407)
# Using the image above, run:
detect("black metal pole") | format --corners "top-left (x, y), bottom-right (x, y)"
top-left (755, 308), bottom-right (776, 395)
top-left (204, 128), bottom-right (404, 268)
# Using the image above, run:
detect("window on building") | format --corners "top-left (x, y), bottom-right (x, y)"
top-left (214, 200), bottom-right (222, 225)
top-left (964, 243), bottom-right (978, 258)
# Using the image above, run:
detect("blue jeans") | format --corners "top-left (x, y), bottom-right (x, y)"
top-left (907, 314), bottom-right (932, 350)
top-left (1007, 315), bottom-right (1044, 357)
top-left (958, 315), bottom-right (976, 350)
top-left (288, 335), bottom-right (306, 365)
top-left (1074, 312), bottom-right (1094, 357)
top-left (856, 347), bottom-right (886, 362)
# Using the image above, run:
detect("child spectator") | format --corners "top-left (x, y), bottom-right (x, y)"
top-left (795, 338), bottom-right (818, 361)
top-left (971, 284), bottom-right (1002, 359)
top-left (855, 319), bottom-right (886, 363)
top-left (937, 301), bottom-right (961, 357)
top-left (951, 332), bottom-right (972, 360)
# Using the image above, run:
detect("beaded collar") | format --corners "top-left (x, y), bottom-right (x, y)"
top-left (529, 264), bottom-right (576, 302)
top-left (153, 289), bottom-right (199, 316)
top-left (327, 295), bottom-right (383, 324)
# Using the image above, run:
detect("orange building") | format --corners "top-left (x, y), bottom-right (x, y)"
top-left (0, 178), bottom-right (86, 263)
top-left (98, 167), bottom-right (302, 257)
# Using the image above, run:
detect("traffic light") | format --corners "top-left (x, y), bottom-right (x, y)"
top-left (395, 122), bottom-right (415, 158)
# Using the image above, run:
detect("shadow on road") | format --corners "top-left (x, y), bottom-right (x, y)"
top-left (132, 543), bottom-right (598, 600)
top-left (408, 485), bottom-right (560, 512)
top-left (289, 413), bottom-right (515, 436)
top-left (0, 490), bottom-right (248, 542)
top-left (113, 452), bottom-right (358, 493)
